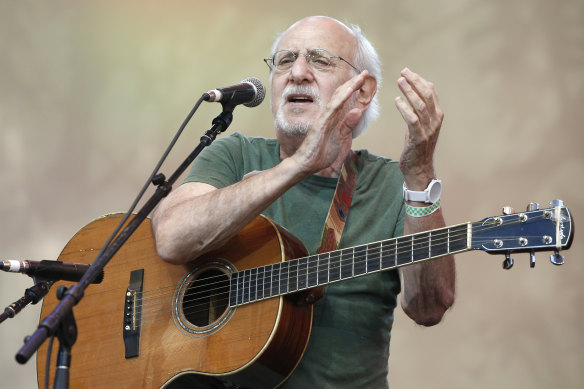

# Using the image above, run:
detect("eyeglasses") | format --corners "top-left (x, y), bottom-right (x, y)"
top-left (264, 49), bottom-right (361, 73)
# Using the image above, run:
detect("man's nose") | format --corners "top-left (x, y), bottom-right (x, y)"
top-left (289, 55), bottom-right (315, 83)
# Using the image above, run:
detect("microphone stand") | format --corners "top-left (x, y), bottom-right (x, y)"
top-left (16, 103), bottom-right (236, 388)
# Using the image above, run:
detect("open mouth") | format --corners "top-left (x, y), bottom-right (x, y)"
top-left (287, 94), bottom-right (314, 104)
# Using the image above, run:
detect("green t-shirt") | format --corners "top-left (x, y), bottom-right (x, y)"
top-left (185, 132), bottom-right (405, 389)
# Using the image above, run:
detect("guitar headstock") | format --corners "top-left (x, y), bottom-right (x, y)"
top-left (471, 200), bottom-right (574, 268)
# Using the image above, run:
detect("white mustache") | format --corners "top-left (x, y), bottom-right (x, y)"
top-left (281, 84), bottom-right (321, 105)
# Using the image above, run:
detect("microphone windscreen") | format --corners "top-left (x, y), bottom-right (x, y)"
top-left (242, 77), bottom-right (266, 107)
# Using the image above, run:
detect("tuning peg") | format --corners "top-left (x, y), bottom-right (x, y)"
top-left (503, 253), bottom-right (514, 270)
top-left (550, 199), bottom-right (564, 207)
top-left (502, 206), bottom-right (514, 215)
top-left (526, 202), bottom-right (540, 212)
top-left (550, 250), bottom-right (566, 265)
top-left (529, 251), bottom-right (536, 268)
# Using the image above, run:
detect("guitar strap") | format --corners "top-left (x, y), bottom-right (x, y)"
top-left (299, 150), bottom-right (359, 304)
top-left (317, 150), bottom-right (359, 253)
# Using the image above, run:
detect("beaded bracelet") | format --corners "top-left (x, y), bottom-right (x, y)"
top-left (405, 199), bottom-right (441, 217)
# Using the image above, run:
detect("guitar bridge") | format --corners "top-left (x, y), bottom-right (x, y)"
top-left (123, 269), bottom-right (144, 359)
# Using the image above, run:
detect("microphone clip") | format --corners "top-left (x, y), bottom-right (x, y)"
top-left (0, 280), bottom-right (54, 325)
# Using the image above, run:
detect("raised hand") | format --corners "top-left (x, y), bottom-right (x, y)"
top-left (291, 70), bottom-right (371, 177)
top-left (394, 68), bottom-right (444, 190)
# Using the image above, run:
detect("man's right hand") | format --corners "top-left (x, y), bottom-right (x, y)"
top-left (290, 70), bottom-right (371, 177)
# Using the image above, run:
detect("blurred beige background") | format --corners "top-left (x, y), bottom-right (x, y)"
top-left (1, 0), bottom-right (582, 388)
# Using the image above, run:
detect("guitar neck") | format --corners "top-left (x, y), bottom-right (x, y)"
top-left (229, 223), bottom-right (470, 307)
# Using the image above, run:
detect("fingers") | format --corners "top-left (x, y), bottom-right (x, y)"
top-left (394, 95), bottom-right (420, 129)
top-left (342, 107), bottom-right (364, 134)
top-left (397, 77), bottom-right (431, 128)
top-left (330, 70), bottom-right (369, 112)
top-left (395, 68), bottom-right (443, 135)
top-left (312, 70), bottom-right (369, 136)
top-left (395, 68), bottom-right (443, 183)
top-left (295, 72), bottom-right (367, 174)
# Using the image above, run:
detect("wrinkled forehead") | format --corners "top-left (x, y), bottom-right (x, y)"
top-left (275, 17), bottom-right (357, 59)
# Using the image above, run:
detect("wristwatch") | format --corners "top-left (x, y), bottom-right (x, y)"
top-left (403, 179), bottom-right (442, 203)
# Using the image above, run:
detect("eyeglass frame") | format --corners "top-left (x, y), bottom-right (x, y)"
top-left (264, 48), bottom-right (361, 74)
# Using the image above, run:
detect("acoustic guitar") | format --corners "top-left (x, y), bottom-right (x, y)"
top-left (36, 201), bottom-right (573, 388)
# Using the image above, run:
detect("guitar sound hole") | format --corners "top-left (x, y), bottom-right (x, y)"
top-left (183, 269), bottom-right (229, 327)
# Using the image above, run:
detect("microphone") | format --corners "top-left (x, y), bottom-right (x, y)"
top-left (1, 260), bottom-right (104, 284)
top-left (204, 77), bottom-right (266, 108)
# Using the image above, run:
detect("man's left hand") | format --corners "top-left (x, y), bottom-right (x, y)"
top-left (394, 68), bottom-right (444, 190)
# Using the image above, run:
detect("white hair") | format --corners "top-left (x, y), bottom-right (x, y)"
top-left (268, 17), bottom-right (382, 138)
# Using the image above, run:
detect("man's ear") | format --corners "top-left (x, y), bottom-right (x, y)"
top-left (356, 74), bottom-right (377, 109)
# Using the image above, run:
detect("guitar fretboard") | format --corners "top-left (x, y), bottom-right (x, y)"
top-left (229, 223), bottom-right (469, 307)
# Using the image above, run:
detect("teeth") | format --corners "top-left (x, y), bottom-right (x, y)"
top-left (290, 96), bottom-right (311, 102)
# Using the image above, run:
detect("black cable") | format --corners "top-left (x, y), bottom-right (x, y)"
top-left (44, 335), bottom-right (54, 389)
top-left (95, 94), bottom-right (208, 256)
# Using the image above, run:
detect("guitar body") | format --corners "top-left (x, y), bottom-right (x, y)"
top-left (36, 214), bottom-right (313, 389)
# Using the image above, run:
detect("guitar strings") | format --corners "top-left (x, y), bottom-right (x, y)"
top-left (164, 228), bottom-right (548, 318)
top-left (134, 214), bottom-right (553, 320)
top-left (131, 214), bottom-right (555, 321)
top-left (135, 214), bottom-right (551, 320)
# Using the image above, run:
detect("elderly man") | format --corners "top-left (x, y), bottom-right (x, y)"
top-left (152, 15), bottom-right (455, 388)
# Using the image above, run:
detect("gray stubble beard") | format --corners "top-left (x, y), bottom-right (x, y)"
top-left (273, 85), bottom-right (321, 136)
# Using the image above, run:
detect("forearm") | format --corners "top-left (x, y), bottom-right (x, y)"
top-left (399, 206), bottom-right (456, 326)
top-left (152, 157), bottom-right (307, 264)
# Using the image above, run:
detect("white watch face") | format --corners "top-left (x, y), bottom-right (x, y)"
top-left (428, 180), bottom-right (442, 203)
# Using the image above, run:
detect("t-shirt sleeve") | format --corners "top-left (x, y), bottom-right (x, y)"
top-left (183, 132), bottom-right (246, 189)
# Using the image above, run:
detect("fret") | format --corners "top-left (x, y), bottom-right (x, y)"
top-left (449, 224), bottom-right (468, 252)
top-left (288, 260), bottom-right (299, 293)
top-left (317, 253), bottom-right (329, 285)
top-left (353, 245), bottom-right (366, 276)
top-left (243, 269), bottom-right (251, 304)
top-left (307, 255), bottom-right (318, 288)
top-left (381, 239), bottom-right (396, 269)
top-left (428, 231), bottom-right (431, 259)
top-left (263, 265), bottom-right (272, 298)
top-left (396, 236), bottom-right (412, 266)
top-left (271, 264), bottom-right (280, 297)
top-left (432, 227), bottom-right (449, 258)
top-left (257, 266), bottom-right (264, 300)
top-left (236, 271), bottom-right (244, 305)
top-left (298, 257), bottom-right (308, 290)
top-left (229, 272), bottom-right (238, 307)
top-left (340, 248), bottom-right (353, 279)
top-left (367, 242), bottom-right (381, 273)
top-left (250, 268), bottom-right (257, 302)
top-left (279, 262), bottom-right (289, 295)
top-left (413, 232), bottom-right (430, 262)
top-left (329, 251), bottom-right (341, 282)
